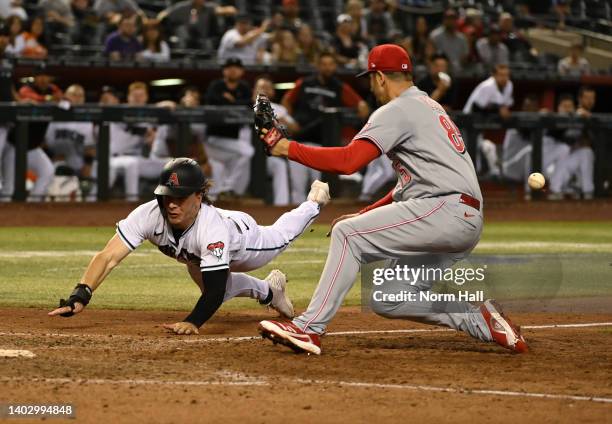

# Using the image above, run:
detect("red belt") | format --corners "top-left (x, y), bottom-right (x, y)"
top-left (459, 193), bottom-right (481, 211)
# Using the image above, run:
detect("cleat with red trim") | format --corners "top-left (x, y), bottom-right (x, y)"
top-left (480, 299), bottom-right (528, 353)
top-left (258, 320), bottom-right (321, 355)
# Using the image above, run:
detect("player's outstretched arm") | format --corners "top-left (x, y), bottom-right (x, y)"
top-left (163, 269), bottom-right (229, 335)
top-left (48, 235), bottom-right (131, 317)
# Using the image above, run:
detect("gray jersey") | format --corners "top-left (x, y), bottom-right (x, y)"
top-left (45, 122), bottom-right (95, 172)
top-left (355, 86), bottom-right (481, 202)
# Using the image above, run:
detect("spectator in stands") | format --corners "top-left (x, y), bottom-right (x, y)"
top-left (94, 0), bottom-right (144, 28)
top-left (386, 0), bottom-right (409, 36)
top-left (558, 43), bottom-right (591, 77)
top-left (476, 24), bottom-right (510, 70)
top-left (296, 24), bottom-right (322, 66)
top-left (457, 8), bottom-right (483, 39)
top-left (429, 9), bottom-right (468, 73)
top-left (576, 86), bottom-right (596, 117)
top-left (217, 15), bottom-right (269, 65)
top-left (463, 64), bottom-right (514, 177)
top-left (276, 0), bottom-right (302, 33)
top-left (4, 15), bottom-right (24, 56)
top-left (345, 0), bottom-right (367, 41)
top-left (20, 15), bottom-right (48, 58)
top-left (139, 22), bottom-right (170, 62)
top-left (416, 53), bottom-right (456, 110)
top-left (39, 0), bottom-right (75, 44)
top-left (463, 24), bottom-right (480, 68)
top-left (281, 52), bottom-right (369, 202)
top-left (498, 12), bottom-right (536, 61)
top-left (253, 76), bottom-right (300, 206)
top-left (332, 14), bottom-right (364, 68)
top-left (364, 0), bottom-right (396, 45)
top-left (409, 16), bottom-right (432, 65)
top-left (158, 0), bottom-right (236, 51)
top-left (204, 58), bottom-right (253, 198)
top-left (45, 84), bottom-right (96, 180)
top-left (0, 0), bottom-right (27, 20)
top-left (104, 15), bottom-right (142, 61)
top-left (99, 85), bottom-right (120, 105)
top-left (271, 29), bottom-right (300, 65)
top-left (70, 0), bottom-right (101, 45)
top-left (108, 81), bottom-right (159, 201)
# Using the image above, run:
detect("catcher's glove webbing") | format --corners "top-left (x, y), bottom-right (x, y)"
top-left (58, 284), bottom-right (93, 317)
top-left (253, 94), bottom-right (288, 155)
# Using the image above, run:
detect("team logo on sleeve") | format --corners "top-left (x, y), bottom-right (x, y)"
top-left (207, 241), bottom-right (225, 260)
top-left (167, 172), bottom-right (180, 186)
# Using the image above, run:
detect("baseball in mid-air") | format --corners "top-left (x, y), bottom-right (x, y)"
top-left (528, 172), bottom-right (546, 190)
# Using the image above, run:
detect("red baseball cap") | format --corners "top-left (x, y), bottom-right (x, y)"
top-left (356, 44), bottom-right (413, 77)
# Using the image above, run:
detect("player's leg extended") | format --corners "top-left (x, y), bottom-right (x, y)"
top-left (292, 196), bottom-right (484, 335)
top-left (230, 191), bottom-right (325, 272)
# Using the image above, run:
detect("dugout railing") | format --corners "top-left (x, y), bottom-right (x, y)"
top-left (0, 104), bottom-right (610, 201)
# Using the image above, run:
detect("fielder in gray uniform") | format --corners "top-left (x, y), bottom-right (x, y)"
top-left (256, 44), bottom-right (527, 355)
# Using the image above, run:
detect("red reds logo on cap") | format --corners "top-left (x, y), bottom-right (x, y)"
top-left (167, 172), bottom-right (179, 186)
top-left (357, 44), bottom-right (413, 77)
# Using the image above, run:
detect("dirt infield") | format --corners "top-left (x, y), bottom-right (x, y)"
top-left (1, 307), bottom-right (610, 423)
top-left (0, 198), bottom-right (611, 226)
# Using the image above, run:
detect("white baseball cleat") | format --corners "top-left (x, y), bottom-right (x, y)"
top-left (265, 270), bottom-right (294, 319)
top-left (307, 180), bottom-right (330, 206)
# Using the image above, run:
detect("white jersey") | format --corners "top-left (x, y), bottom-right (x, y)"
top-left (463, 76), bottom-right (513, 113)
top-left (109, 123), bottom-right (152, 157)
top-left (116, 199), bottom-right (257, 274)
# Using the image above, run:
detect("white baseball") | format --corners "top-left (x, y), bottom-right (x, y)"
top-left (528, 172), bottom-right (546, 190)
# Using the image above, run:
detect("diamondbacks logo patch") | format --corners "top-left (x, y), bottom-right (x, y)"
top-left (167, 172), bottom-right (179, 186)
top-left (207, 241), bottom-right (225, 260)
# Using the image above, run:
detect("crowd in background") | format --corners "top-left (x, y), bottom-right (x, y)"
top-left (0, 0), bottom-right (598, 74)
top-left (0, 0), bottom-right (607, 203)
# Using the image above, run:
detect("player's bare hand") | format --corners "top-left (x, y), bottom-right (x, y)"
top-left (259, 128), bottom-right (289, 156)
top-left (48, 302), bottom-right (84, 317)
top-left (326, 213), bottom-right (360, 237)
top-left (163, 322), bottom-right (200, 335)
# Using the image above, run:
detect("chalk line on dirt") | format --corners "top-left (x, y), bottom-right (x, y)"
top-left (1, 376), bottom-right (610, 404)
top-left (1, 322), bottom-right (610, 343)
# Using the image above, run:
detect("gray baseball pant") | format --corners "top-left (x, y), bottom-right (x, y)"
top-left (292, 194), bottom-right (493, 342)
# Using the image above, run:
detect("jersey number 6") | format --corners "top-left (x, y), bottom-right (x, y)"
top-left (439, 115), bottom-right (465, 154)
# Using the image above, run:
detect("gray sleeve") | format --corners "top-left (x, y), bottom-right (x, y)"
top-left (354, 104), bottom-right (408, 154)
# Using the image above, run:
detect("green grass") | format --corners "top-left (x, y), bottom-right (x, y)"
top-left (0, 222), bottom-right (611, 312)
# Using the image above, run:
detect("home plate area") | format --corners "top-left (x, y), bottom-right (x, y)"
top-left (0, 307), bottom-right (610, 423)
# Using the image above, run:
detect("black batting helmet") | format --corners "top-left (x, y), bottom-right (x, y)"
top-left (154, 158), bottom-right (207, 197)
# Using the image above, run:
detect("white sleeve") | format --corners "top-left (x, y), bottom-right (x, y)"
top-left (115, 202), bottom-right (155, 250)
top-left (463, 85), bottom-right (481, 113)
top-left (198, 212), bottom-right (231, 272)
